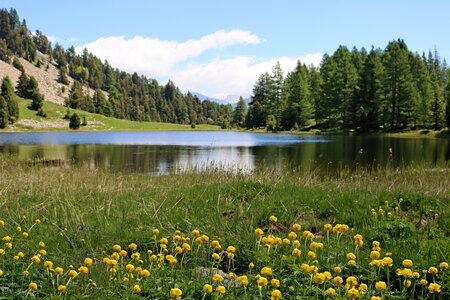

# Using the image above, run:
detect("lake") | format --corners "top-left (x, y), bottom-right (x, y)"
top-left (0, 131), bottom-right (449, 174)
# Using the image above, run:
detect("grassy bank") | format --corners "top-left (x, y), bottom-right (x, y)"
top-left (0, 159), bottom-right (448, 298)
top-left (5, 98), bottom-right (221, 132)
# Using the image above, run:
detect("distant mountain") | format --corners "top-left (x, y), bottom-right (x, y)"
top-left (190, 92), bottom-right (251, 107)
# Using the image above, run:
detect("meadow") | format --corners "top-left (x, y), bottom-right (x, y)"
top-left (0, 158), bottom-right (448, 299)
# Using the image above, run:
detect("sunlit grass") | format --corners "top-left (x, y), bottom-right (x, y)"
top-left (0, 158), bottom-right (448, 298)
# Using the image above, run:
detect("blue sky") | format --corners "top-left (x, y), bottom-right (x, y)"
top-left (3, 0), bottom-right (450, 100)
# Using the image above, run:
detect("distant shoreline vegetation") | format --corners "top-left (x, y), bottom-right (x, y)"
top-left (0, 8), bottom-right (449, 133)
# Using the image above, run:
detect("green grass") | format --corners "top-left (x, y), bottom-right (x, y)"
top-left (7, 97), bottom-right (221, 132)
top-left (0, 158), bottom-right (448, 298)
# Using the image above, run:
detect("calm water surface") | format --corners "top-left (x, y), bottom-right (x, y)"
top-left (0, 131), bottom-right (448, 174)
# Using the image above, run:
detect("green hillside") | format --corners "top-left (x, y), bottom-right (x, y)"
top-left (10, 97), bottom-right (221, 132)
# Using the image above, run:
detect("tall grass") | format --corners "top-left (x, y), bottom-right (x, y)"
top-left (0, 157), bottom-right (448, 298)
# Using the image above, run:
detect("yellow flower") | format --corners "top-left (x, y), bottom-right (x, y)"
top-left (347, 288), bottom-right (359, 298)
top-left (238, 275), bottom-right (249, 286)
top-left (257, 276), bottom-right (268, 287)
top-left (402, 259), bottom-right (413, 267)
top-left (22, 232), bottom-right (29, 238)
top-left (346, 276), bottom-right (358, 286)
top-left (0, 270), bottom-right (3, 276)
top-left (353, 234), bottom-right (363, 247)
top-left (203, 284), bottom-right (213, 293)
top-left (57, 285), bottom-right (66, 293)
top-left (170, 288), bottom-right (182, 298)
top-left (43, 261), bottom-right (53, 269)
top-left (332, 276), bottom-right (343, 285)
top-left (326, 288), bottom-right (336, 296)
top-left (283, 238), bottom-right (290, 245)
top-left (269, 215), bottom-right (278, 222)
top-left (333, 267), bottom-right (342, 273)
top-left (2, 236), bottom-right (12, 242)
top-left (35, 219), bottom-right (41, 224)
top-left (112, 244), bottom-right (121, 251)
top-left (404, 280), bottom-right (411, 287)
top-left (420, 279), bottom-right (428, 285)
top-left (255, 228), bottom-right (264, 236)
top-left (292, 223), bottom-right (301, 231)
top-left (271, 278), bottom-right (280, 287)
top-left (128, 243), bottom-right (138, 250)
top-left (313, 273), bottom-right (326, 284)
top-left (13, 255), bottom-right (19, 261)
top-left (211, 240), bottom-right (221, 249)
top-left (212, 253), bottom-right (220, 260)
top-left (346, 253), bottom-right (356, 260)
top-left (227, 252), bottom-right (235, 259)
top-left (38, 241), bottom-right (45, 248)
top-left (293, 240), bottom-right (301, 248)
top-left (16, 226), bottom-right (21, 232)
top-left (371, 297), bottom-right (381, 300)
top-left (375, 281), bottom-right (387, 290)
top-left (324, 224), bottom-right (333, 231)
top-left (428, 267), bottom-right (438, 274)
top-left (307, 251), bottom-right (316, 260)
top-left (17, 252), bottom-right (24, 257)
top-left (249, 262), bottom-right (255, 269)
top-left (227, 245), bottom-right (236, 253)
top-left (191, 229), bottom-right (200, 237)
top-left (84, 258), bottom-right (93, 266)
top-left (261, 267), bottom-right (272, 276)
top-left (359, 283), bottom-right (368, 291)
top-left (216, 285), bottom-right (226, 294)
top-left (0, 220), bottom-right (4, 226)
top-left (31, 255), bottom-right (40, 264)
top-left (78, 266), bottom-right (89, 274)
top-left (428, 283), bottom-right (441, 293)
top-left (213, 274), bottom-right (224, 282)
top-left (271, 289), bottom-right (282, 299)
top-left (292, 248), bottom-right (301, 256)
top-left (347, 260), bottom-right (356, 266)
top-left (28, 282), bottom-right (38, 291)
top-left (141, 269), bottom-right (150, 278)
top-left (439, 262), bottom-right (448, 270)
top-left (288, 232), bottom-right (297, 239)
top-left (370, 251), bottom-right (380, 259)
top-left (119, 250), bottom-right (128, 257)
top-left (133, 284), bottom-right (141, 293)
top-left (54, 267), bottom-right (64, 275)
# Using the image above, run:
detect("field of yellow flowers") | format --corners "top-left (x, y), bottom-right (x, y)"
top-left (0, 159), bottom-right (448, 299)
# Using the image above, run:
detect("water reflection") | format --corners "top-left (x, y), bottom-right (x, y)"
top-left (0, 132), bottom-right (449, 174)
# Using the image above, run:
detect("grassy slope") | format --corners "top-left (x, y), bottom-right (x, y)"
top-left (7, 97), bottom-right (221, 132)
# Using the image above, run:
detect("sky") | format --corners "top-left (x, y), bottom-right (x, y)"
top-left (3, 0), bottom-right (450, 101)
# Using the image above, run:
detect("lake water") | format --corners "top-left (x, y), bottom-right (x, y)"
top-left (0, 131), bottom-right (448, 174)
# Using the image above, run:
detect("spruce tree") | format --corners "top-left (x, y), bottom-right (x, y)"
top-left (0, 95), bottom-right (9, 128)
top-left (445, 79), bottom-right (450, 130)
top-left (69, 113), bottom-right (80, 129)
top-left (30, 90), bottom-right (44, 111)
top-left (232, 96), bottom-right (247, 127)
top-left (1, 76), bottom-right (19, 123)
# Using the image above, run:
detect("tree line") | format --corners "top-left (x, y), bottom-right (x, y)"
top-left (247, 40), bottom-right (450, 131)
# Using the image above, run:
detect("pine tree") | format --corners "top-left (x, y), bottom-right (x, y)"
top-left (232, 96), bottom-right (247, 127)
top-left (383, 40), bottom-right (417, 129)
top-left (30, 90), bottom-right (44, 111)
top-left (0, 95), bottom-right (8, 128)
top-left (445, 78), bottom-right (450, 130)
top-left (281, 62), bottom-right (313, 129)
top-left (1, 76), bottom-right (19, 123)
top-left (69, 113), bottom-right (80, 129)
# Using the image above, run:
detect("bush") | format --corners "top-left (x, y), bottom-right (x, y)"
top-left (69, 113), bottom-right (80, 129)
top-left (12, 57), bottom-right (24, 72)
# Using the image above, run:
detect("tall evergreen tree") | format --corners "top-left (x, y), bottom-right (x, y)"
top-left (0, 95), bottom-right (8, 128)
top-left (383, 40), bottom-right (417, 129)
top-left (232, 96), bottom-right (247, 127)
top-left (281, 62), bottom-right (313, 129)
top-left (1, 76), bottom-right (18, 123)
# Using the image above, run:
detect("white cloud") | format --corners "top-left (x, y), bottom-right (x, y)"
top-left (47, 35), bottom-right (58, 43)
top-left (67, 37), bottom-right (78, 43)
top-left (172, 53), bottom-right (322, 99)
top-left (76, 30), bottom-right (322, 100)
top-left (76, 30), bottom-right (261, 76)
